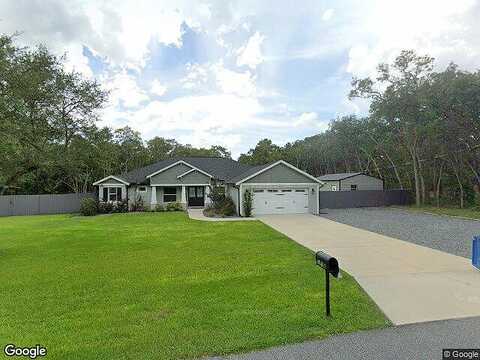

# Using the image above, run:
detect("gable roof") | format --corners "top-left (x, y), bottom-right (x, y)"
top-left (113, 157), bottom-right (252, 184)
top-left (229, 160), bottom-right (324, 185)
top-left (92, 175), bottom-right (130, 186)
top-left (317, 172), bottom-right (365, 181)
top-left (145, 160), bottom-right (213, 179)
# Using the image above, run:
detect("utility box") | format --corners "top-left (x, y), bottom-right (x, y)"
top-left (473, 236), bottom-right (480, 270)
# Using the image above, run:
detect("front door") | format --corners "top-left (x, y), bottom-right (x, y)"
top-left (188, 186), bottom-right (205, 207)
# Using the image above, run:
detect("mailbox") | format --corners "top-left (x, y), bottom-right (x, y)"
top-left (315, 251), bottom-right (339, 278)
top-left (315, 250), bottom-right (340, 317)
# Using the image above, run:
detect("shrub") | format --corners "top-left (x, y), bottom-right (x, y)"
top-left (220, 196), bottom-right (236, 216)
top-left (130, 196), bottom-right (146, 212)
top-left (203, 196), bottom-right (236, 217)
top-left (98, 201), bottom-right (114, 214)
top-left (243, 189), bottom-right (253, 217)
top-left (208, 186), bottom-right (226, 209)
top-left (166, 202), bottom-right (183, 211)
top-left (80, 198), bottom-right (98, 216)
top-left (113, 200), bottom-right (128, 213)
top-left (155, 204), bottom-right (165, 212)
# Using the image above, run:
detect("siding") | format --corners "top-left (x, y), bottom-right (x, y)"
top-left (149, 163), bottom-right (192, 184)
top-left (340, 174), bottom-right (383, 191)
top-left (320, 181), bottom-right (340, 191)
top-left (226, 184), bottom-right (240, 215)
top-left (244, 163), bottom-right (316, 184)
top-left (178, 170), bottom-right (210, 184)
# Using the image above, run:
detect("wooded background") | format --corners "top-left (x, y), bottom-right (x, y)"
top-left (1, 35), bottom-right (479, 208)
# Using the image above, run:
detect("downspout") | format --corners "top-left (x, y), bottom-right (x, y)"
top-left (236, 185), bottom-right (241, 216)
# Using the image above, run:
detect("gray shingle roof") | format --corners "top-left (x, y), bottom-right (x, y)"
top-left (116, 157), bottom-right (254, 184)
top-left (224, 163), bottom-right (272, 184)
top-left (317, 172), bottom-right (363, 181)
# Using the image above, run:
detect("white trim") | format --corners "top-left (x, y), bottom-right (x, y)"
top-left (146, 160), bottom-right (213, 179)
top-left (316, 184), bottom-right (320, 215)
top-left (150, 183), bottom-right (210, 187)
top-left (235, 160), bottom-right (324, 185)
top-left (93, 175), bottom-right (129, 186)
top-left (176, 167), bottom-right (212, 179)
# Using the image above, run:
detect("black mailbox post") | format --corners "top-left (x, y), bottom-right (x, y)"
top-left (315, 251), bottom-right (340, 316)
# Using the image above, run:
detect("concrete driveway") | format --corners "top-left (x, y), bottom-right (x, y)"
top-left (259, 214), bottom-right (480, 325)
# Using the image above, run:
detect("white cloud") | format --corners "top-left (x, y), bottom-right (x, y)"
top-left (150, 79), bottom-right (167, 96)
top-left (345, 0), bottom-right (479, 78)
top-left (236, 31), bottom-right (265, 69)
top-left (104, 70), bottom-right (149, 108)
top-left (181, 63), bottom-right (209, 89)
top-left (293, 112), bottom-right (329, 131)
top-left (212, 63), bottom-right (256, 97)
top-left (322, 9), bottom-right (334, 21)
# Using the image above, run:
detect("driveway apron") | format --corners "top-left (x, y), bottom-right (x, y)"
top-left (259, 214), bottom-right (480, 325)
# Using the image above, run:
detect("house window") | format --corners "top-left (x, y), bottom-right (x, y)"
top-left (331, 185), bottom-right (338, 191)
top-left (103, 187), bottom-right (122, 202)
top-left (138, 186), bottom-right (147, 193)
top-left (351, 185), bottom-right (357, 191)
top-left (163, 187), bottom-right (177, 202)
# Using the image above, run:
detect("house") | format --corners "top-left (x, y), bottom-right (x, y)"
top-left (317, 172), bottom-right (383, 191)
top-left (93, 157), bottom-right (324, 216)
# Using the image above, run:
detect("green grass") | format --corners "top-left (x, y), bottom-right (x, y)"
top-left (0, 212), bottom-right (389, 359)
top-left (400, 205), bottom-right (480, 220)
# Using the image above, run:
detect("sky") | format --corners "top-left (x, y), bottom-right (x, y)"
top-left (1, 0), bottom-right (479, 158)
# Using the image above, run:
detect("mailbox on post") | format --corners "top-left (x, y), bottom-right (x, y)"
top-left (315, 251), bottom-right (340, 316)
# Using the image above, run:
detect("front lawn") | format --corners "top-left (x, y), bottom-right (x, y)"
top-left (0, 213), bottom-right (389, 359)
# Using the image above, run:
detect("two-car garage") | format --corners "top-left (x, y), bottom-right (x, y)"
top-left (251, 188), bottom-right (309, 215)
top-left (227, 160), bottom-right (323, 216)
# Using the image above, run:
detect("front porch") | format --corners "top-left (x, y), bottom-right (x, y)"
top-left (149, 185), bottom-right (211, 210)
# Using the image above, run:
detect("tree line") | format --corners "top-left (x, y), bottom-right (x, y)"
top-left (239, 51), bottom-right (480, 208)
top-left (0, 34), bottom-right (230, 195)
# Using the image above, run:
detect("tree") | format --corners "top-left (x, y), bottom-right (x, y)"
top-left (238, 139), bottom-right (283, 165)
top-left (350, 50), bottom-right (435, 206)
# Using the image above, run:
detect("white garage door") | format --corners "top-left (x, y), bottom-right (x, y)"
top-left (252, 188), bottom-right (309, 215)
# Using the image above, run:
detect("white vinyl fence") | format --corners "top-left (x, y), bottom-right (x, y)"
top-left (0, 193), bottom-right (95, 217)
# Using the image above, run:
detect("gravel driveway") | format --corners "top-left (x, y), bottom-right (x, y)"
top-left (320, 207), bottom-right (479, 258)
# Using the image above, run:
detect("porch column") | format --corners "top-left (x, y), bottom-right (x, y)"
top-left (181, 186), bottom-right (186, 208)
top-left (204, 185), bottom-right (211, 205)
top-left (151, 186), bottom-right (157, 209)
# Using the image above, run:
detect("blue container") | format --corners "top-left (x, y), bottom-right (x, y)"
top-left (473, 236), bottom-right (480, 270)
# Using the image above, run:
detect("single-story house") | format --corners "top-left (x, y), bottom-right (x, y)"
top-left (93, 157), bottom-right (324, 216)
top-left (317, 172), bottom-right (384, 191)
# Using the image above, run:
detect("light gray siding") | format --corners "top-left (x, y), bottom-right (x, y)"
top-left (226, 184), bottom-right (240, 215)
top-left (149, 163), bottom-right (192, 184)
top-left (340, 174), bottom-right (383, 191)
top-left (244, 163), bottom-right (315, 184)
top-left (319, 181), bottom-right (340, 191)
top-left (178, 170), bottom-right (210, 184)
top-left (129, 185), bottom-right (183, 208)
top-left (127, 185), bottom-right (151, 207)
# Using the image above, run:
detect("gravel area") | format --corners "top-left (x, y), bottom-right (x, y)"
top-left (208, 316), bottom-right (480, 360)
top-left (320, 207), bottom-right (479, 258)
